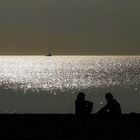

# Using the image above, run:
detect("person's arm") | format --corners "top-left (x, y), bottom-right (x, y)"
top-left (85, 100), bottom-right (93, 113)
top-left (85, 100), bottom-right (93, 107)
top-left (97, 103), bottom-right (109, 114)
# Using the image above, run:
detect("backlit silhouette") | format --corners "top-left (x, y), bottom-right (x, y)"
top-left (75, 92), bottom-right (93, 115)
top-left (98, 93), bottom-right (121, 115)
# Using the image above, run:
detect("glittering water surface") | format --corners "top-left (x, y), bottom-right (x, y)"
top-left (0, 56), bottom-right (140, 113)
top-left (0, 56), bottom-right (139, 92)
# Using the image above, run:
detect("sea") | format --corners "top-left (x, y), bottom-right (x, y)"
top-left (0, 55), bottom-right (139, 114)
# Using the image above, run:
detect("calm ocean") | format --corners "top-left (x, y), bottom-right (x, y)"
top-left (0, 56), bottom-right (139, 114)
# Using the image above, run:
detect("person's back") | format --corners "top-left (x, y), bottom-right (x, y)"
top-left (75, 100), bottom-right (86, 114)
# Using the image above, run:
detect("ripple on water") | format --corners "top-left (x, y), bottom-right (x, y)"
top-left (0, 56), bottom-right (139, 93)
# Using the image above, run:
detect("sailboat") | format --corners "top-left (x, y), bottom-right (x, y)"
top-left (46, 47), bottom-right (52, 56)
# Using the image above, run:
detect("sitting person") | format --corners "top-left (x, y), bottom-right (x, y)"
top-left (97, 93), bottom-right (121, 115)
top-left (75, 92), bottom-right (93, 115)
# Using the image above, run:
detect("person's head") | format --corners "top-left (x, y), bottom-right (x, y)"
top-left (77, 92), bottom-right (85, 101)
top-left (105, 93), bottom-right (113, 101)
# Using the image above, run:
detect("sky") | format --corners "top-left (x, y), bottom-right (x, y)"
top-left (0, 0), bottom-right (140, 55)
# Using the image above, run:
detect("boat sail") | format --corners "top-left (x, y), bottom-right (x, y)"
top-left (46, 47), bottom-right (52, 56)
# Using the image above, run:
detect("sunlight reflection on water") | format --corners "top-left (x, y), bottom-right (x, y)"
top-left (0, 56), bottom-right (139, 94)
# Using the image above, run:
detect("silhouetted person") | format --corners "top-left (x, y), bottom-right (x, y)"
top-left (75, 92), bottom-right (93, 115)
top-left (98, 93), bottom-right (121, 115)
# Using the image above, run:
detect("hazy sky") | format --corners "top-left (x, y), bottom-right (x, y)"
top-left (0, 0), bottom-right (140, 55)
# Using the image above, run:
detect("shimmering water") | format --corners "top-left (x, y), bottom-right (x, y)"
top-left (0, 56), bottom-right (140, 113)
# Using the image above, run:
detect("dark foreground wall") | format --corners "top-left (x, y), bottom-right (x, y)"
top-left (0, 114), bottom-right (140, 140)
